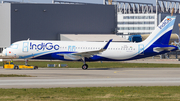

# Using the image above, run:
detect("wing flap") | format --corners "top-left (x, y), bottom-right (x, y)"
top-left (64, 54), bottom-right (81, 60)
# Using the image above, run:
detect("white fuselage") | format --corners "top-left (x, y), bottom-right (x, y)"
top-left (3, 40), bottom-right (141, 60)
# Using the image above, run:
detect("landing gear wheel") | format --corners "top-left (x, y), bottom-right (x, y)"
top-left (14, 66), bottom-right (19, 70)
top-left (34, 66), bottom-right (38, 69)
top-left (82, 64), bottom-right (88, 70)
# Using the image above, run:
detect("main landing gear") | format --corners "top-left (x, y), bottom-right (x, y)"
top-left (82, 64), bottom-right (88, 70)
top-left (82, 58), bottom-right (88, 70)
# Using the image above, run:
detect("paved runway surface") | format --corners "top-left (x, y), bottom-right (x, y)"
top-left (1, 67), bottom-right (180, 88)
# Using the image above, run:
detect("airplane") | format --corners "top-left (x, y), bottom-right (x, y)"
top-left (1, 16), bottom-right (178, 70)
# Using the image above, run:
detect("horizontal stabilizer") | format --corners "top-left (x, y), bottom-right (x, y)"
top-left (153, 47), bottom-right (175, 53)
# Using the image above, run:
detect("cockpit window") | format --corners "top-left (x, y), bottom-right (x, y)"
top-left (10, 44), bottom-right (18, 49)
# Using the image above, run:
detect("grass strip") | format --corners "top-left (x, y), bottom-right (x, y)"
top-left (1, 61), bottom-right (180, 68)
top-left (0, 74), bottom-right (33, 77)
top-left (0, 86), bottom-right (180, 101)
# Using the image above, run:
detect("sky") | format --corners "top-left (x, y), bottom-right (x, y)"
top-left (1, 0), bottom-right (180, 6)
top-left (0, 0), bottom-right (157, 5)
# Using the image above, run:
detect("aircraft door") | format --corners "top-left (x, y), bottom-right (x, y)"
top-left (138, 44), bottom-right (144, 54)
top-left (68, 46), bottom-right (76, 51)
top-left (22, 42), bottom-right (29, 52)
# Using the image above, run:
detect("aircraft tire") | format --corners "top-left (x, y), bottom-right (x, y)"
top-left (16, 66), bottom-right (19, 70)
top-left (34, 66), bottom-right (38, 69)
top-left (15, 66), bottom-right (18, 70)
top-left (82, 64), bottom-right (88, 70)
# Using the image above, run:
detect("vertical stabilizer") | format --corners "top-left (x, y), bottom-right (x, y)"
top-left (143, 16), bottom-right (176, 46)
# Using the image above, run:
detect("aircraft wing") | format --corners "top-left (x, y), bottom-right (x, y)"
top-left (153, 47), bottom-right (175, 53)
top-left (57, 39), bottom-right (112, 60)
top-left (71, 39), bottom-right (113, 57)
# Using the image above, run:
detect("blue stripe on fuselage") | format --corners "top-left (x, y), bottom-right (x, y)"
top-left (32, 44), bottom-right (177, 61)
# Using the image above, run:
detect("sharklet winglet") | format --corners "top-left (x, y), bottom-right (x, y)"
top-left (103, 39), bottom-right (113, 50)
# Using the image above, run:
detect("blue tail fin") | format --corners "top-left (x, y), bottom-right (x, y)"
top-left (143, 16), bottom-right (176, 46)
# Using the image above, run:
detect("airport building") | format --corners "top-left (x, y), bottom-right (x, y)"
top-left (1, 0), bottom-right (180, 58)
top-left (0, 1), bottom-right (117, 51)
top-left (104, 0), bottom-right (180, 59)
top-left (104, 0), bottom-right (180, 36)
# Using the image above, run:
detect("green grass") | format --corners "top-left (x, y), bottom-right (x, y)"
top-left (0, 86), bottom-right (180, 101)
top-left (0, 61), bottom-right (180, 68)
top-left (0, 74), bottom-right (33, 77)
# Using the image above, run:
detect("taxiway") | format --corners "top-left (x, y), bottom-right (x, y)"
top-left (0, 67), bottom-right (180, 88)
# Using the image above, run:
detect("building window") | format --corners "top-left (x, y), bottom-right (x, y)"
top-left (118, 27), bottom-right (155, 30)
top-left (130, 16), bottom-right (134, 19)
top-left (118, 21), bottom-right (154, 25)
top-left (123, 16), bottom-right (155, 19)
